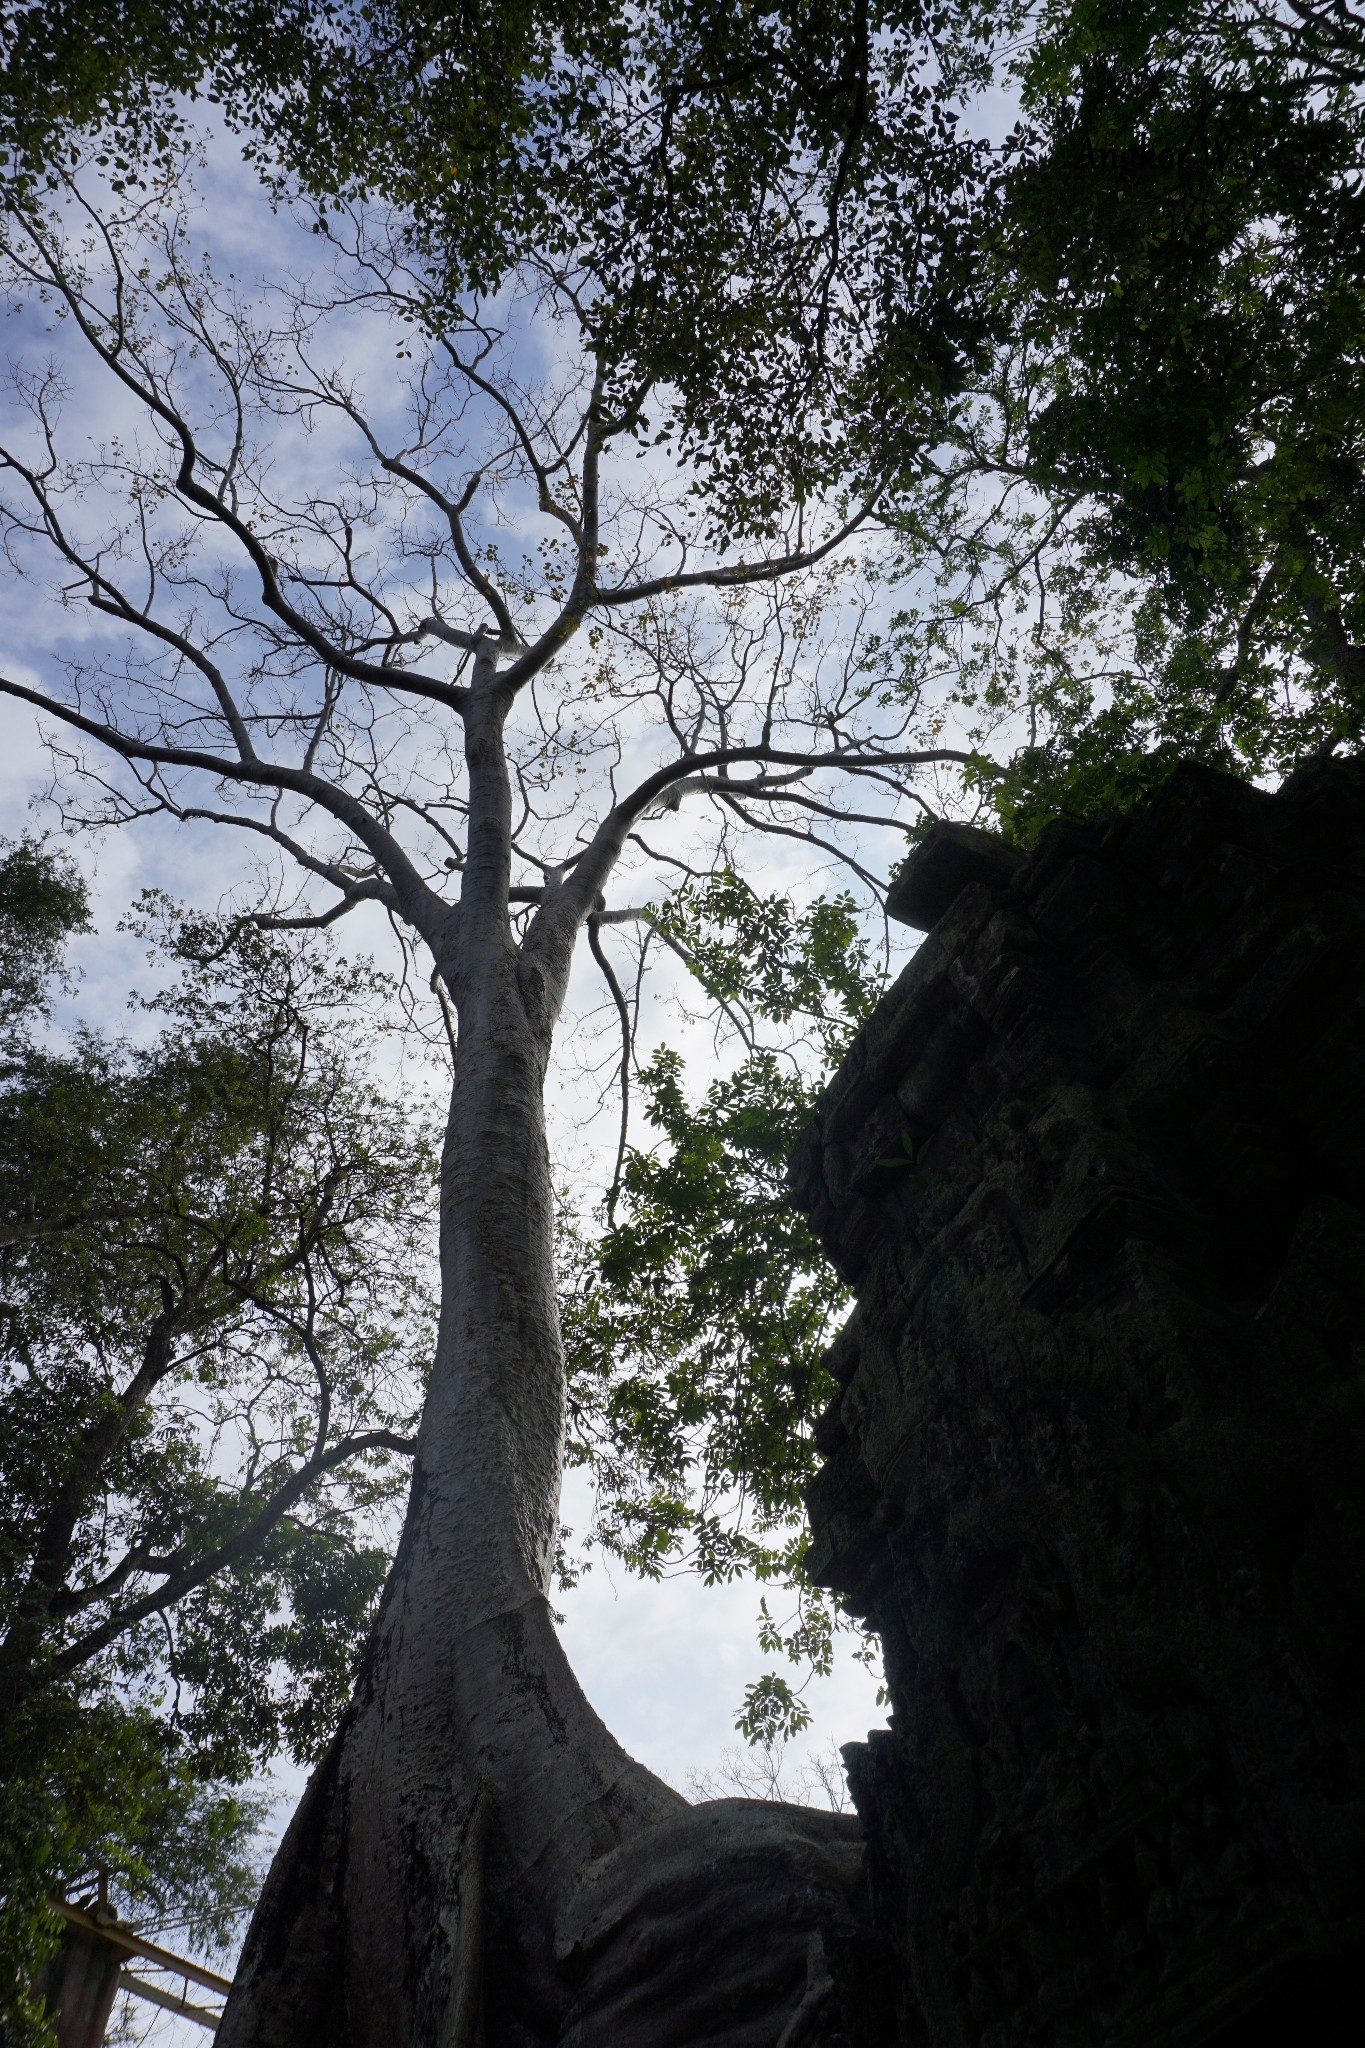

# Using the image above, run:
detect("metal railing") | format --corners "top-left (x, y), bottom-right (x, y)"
top-left (50, 1899), bottom-right (234, 2035)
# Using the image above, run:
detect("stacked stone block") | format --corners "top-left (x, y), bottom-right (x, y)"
top-left (792, 760), bottom-right (1365, 2047)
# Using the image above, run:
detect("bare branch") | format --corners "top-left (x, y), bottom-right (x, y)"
top-left (586, 915), bottom-right (632, 1222)
top-left (2, 201), bottom-right (470, 717)
top-left (46, 1428), bottom-right (417, 1676)
top-left (592, 497), bottom-right (883, 610)
top-left (525, 739), bottom-right (984, 970)
top-left (0, 673), bottom-right (446, 946)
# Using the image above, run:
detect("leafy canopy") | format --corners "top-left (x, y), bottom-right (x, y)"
top-left (0, 0), bottom-right (997, 532)
top-left (926, 0), bottom-right (1365, 833)
top-left (0, 834), bottom-right (89, 1030)
top-left (2, 1698), bottom-right (263, 2048)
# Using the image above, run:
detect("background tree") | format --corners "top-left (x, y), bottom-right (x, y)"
top-left (0, 842), bottom-right (437, 2040)
top-left (893, 0), bottom-right (1365, 836)
top-left (560, 873), bottom-right (887, 1743)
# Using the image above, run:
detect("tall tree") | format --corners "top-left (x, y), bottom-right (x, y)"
top-left (0, 84), bottom-right (980, 2031)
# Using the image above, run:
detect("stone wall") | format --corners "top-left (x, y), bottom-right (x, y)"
top-left (791, 760), bottom-right (1365, 2048)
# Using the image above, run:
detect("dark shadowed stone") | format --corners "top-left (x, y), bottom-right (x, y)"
top-left (886, 823), bottom-right (1026, 932)
top-left (795, 757), bottom-right (1365, 2048)
top-left (554, 1800), bottom-right (895, 2047)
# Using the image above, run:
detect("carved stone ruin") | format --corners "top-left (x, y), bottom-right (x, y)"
top-left (791, 758), bottom-right (1365, 2047)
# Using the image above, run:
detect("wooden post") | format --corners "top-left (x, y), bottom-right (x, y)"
top-left (34, 1900), bottom-right (233, 2044)
top-left (32, 1918), bottom-right (123, 2048)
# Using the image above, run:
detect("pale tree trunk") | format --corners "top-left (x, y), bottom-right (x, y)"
top-left (220, 987), bottom-right (682, 2047)
top-left (219, 671), bottom-right (875, 2048)
top-left (219, 672), bottom-right (684, 2048)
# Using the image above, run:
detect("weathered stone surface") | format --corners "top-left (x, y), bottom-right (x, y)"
top-left (554, 1800), bottom-right (893, 2046)
top-left (793, 758), bottom-right (1365, 2048)
top-left (886, 822), bottom-right (1026, 933)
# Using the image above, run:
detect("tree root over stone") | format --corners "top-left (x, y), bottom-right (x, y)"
top-left (552, 1798), bottom-right (895, 2048)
